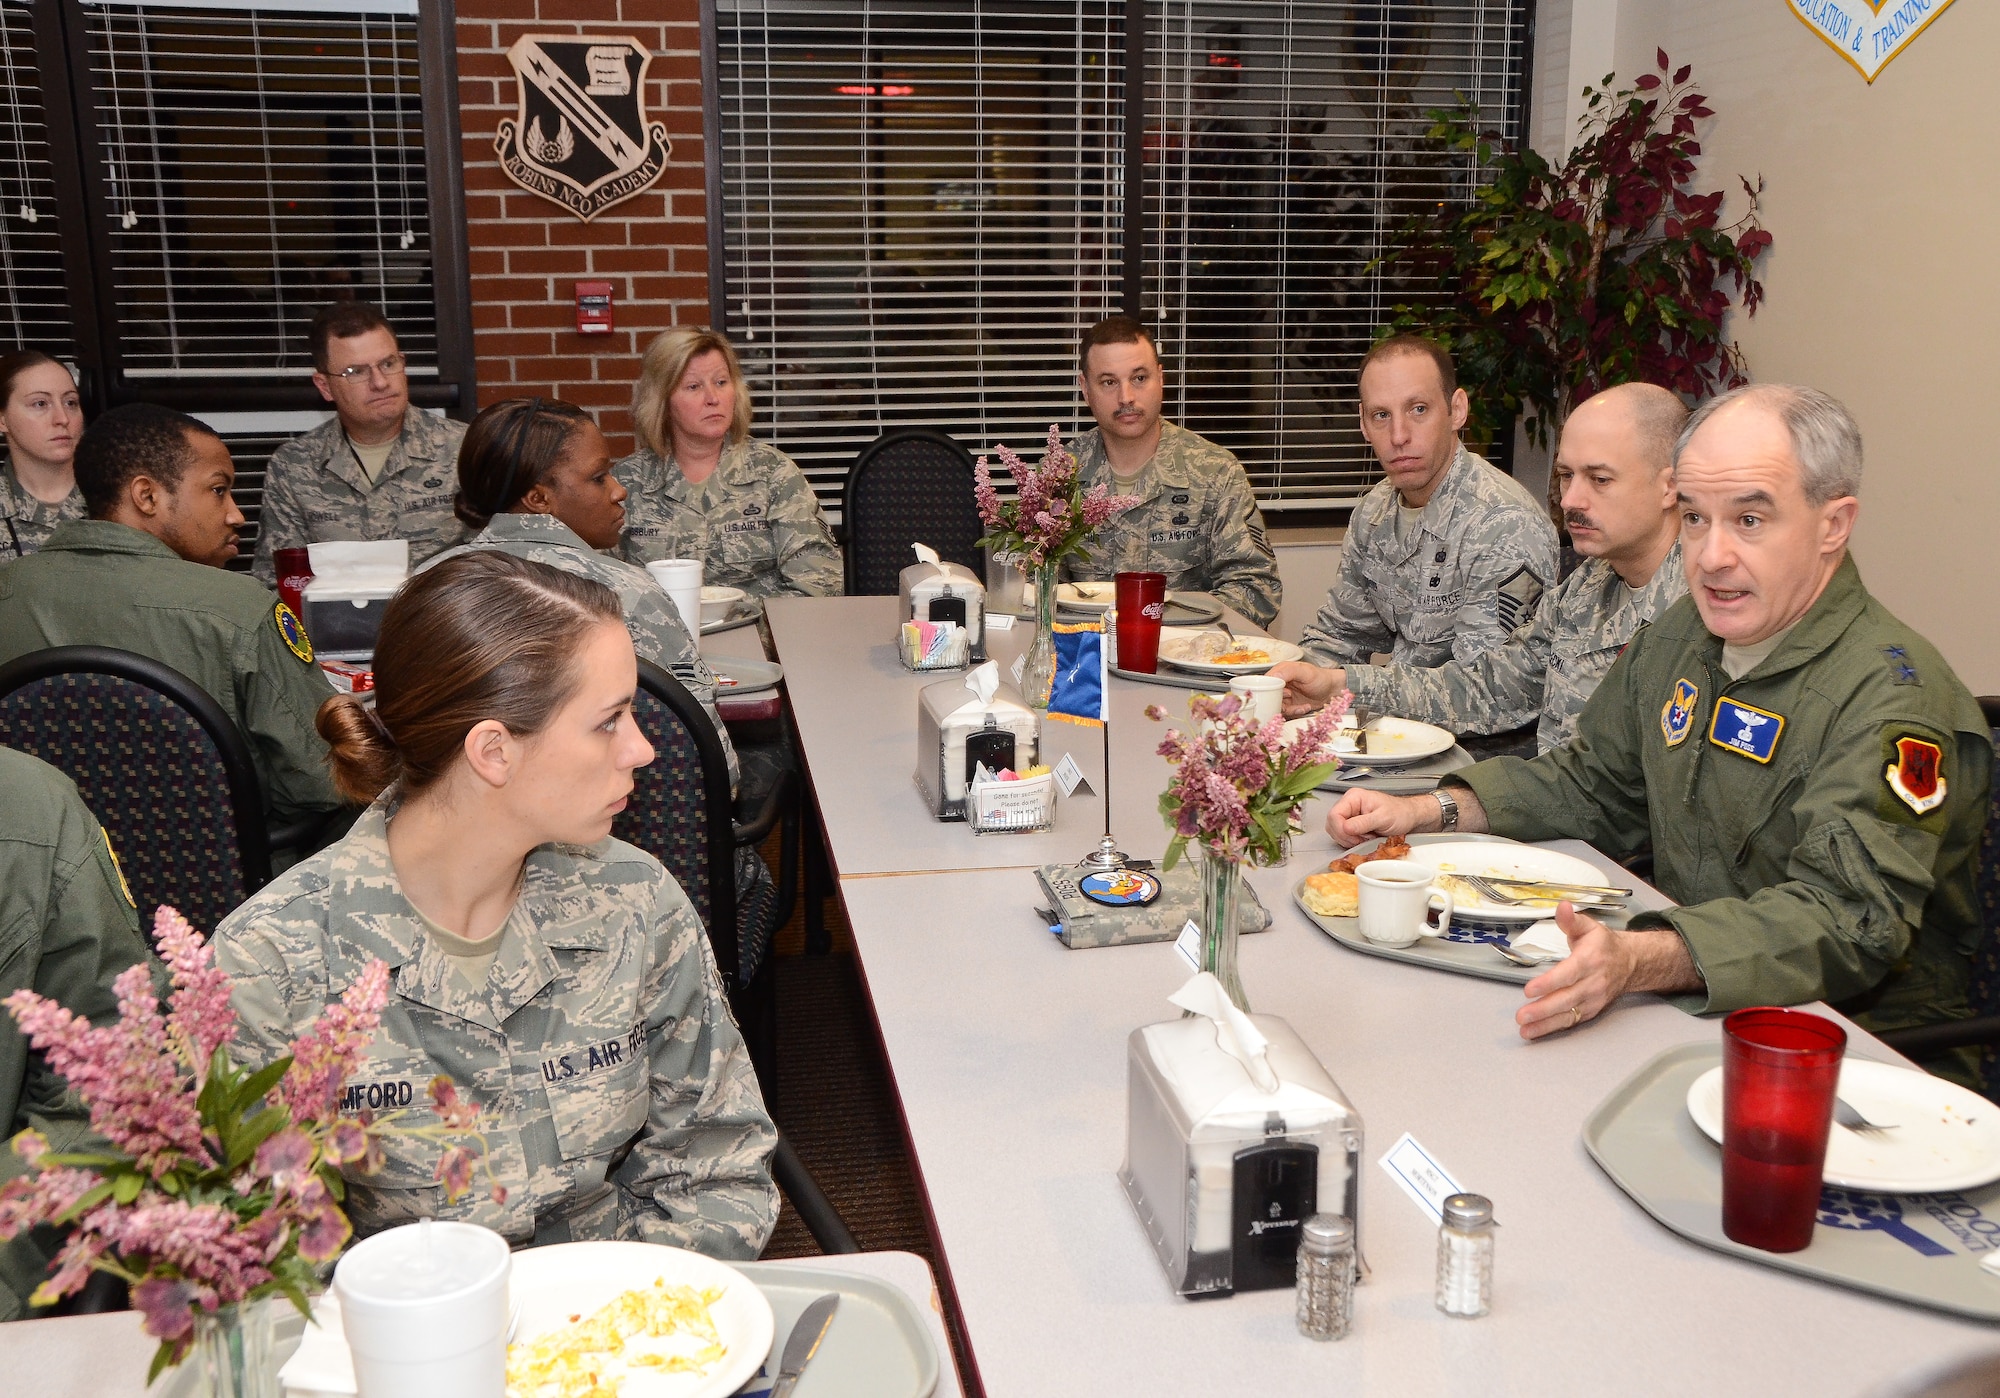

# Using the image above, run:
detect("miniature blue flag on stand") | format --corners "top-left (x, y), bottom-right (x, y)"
top-left (1048, 620), bottom-right (1108, 727)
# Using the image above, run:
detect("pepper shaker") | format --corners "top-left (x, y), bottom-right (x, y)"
top-left (1435, 1193), bottom-right (1495, 1318)
top-left (1295, 1213), bottom-right (1356, 1340)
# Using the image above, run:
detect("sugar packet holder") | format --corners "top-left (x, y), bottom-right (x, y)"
top-left (900, 618), bottom-right (971, 671)
top-left (968, 767), bottom-right (1056, 833)
top-left (898, 542), bottom-right (987, 666)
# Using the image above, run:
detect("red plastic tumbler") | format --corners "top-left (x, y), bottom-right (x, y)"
top-left (274, 547), bottom-right (314, 617)
top-left (1720, 1007), bottom-right (1846, 1253)
top-left (1114, 571), bottom-right (1167, 673)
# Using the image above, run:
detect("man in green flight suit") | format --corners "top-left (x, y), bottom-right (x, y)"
top-left (0, 748), bottom-right (159, 1321)
top-left (1327, 384), bottom-right (1991, 1077)
top-left (0, 404), bottom-right (345, 835)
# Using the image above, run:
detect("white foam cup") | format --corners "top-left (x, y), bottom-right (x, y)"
top-left (333, 1220), bottom-right (511, 1398)
top-left (1228, 673), bottom-right (1285, 723)
top-left (645, 559), bottom-right (704, 635)
top-left (1355, 858), bottom-right (1454, 947)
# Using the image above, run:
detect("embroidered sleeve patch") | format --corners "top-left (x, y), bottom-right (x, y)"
top-left (1707, 696), bottom-right (1785, 762)
top-left (1660, 677), bottom-right (1699, 747)
top-left (274, 601), bottom-right (314, 664)
top-left (1494, 565), bottom-right (1545, 632)
top-left (1884, 733), bottom-right (1947, 815)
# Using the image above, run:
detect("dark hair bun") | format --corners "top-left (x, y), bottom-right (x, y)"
top-left (316, 695), bottom-right (401, 804)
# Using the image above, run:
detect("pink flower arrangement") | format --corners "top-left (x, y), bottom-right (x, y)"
top-left (1147, 690), bottom-right (1352, 867)
top-left (0, 907), bottom-right (496, 1378)
top-left (974, 424), bottom-right (1142, 570)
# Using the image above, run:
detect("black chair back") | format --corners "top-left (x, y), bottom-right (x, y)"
top-left (841, 428), bottom-right (984, 596)
top-left (0, 645), bottom-right (272, 934)
top-left (614, 659), bottom-right (741, 992)
top-left (1971, 698), bottom-right (2000, 1082)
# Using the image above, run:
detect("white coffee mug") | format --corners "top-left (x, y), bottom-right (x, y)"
top-left (1355, 858), bottom-right (1454, 947)
top-left (1229, 673), bottom-right (1285, 723)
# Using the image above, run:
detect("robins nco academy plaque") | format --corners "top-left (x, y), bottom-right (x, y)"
top-left (496, 35), bottom-right (673, 221)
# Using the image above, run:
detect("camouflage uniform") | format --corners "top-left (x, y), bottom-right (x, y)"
top-left (1450, 558), bottom-right (1991, 1079)
top-left (417, 512), bottom-right (739, 788)
top-left (252, 409), bottom-right (470, 585)
top-left (1345, 540), bottom-right (1686, 752)
top-left (213, 801), bottom-right (779, 1258)
top-left (1060, 422), bottom-right (1281, 629)
top-left (615, 440), bottom-right (842, 599)
top-left (1301, 448), bottom-right (1557, 670)
top-left (0, 520), bottom-right (343, 825)
top-left (0, 749), bottom-right (157, 1321)
top-left (0, 463), bottom-right (84, 565)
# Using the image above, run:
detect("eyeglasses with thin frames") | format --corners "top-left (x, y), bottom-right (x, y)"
top-left (327, 354), bottom-right (408, 382)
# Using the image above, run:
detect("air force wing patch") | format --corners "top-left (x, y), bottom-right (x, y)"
top-left (1660, 678), bottom-right (1698, 747)
top-left (1885, 734), bottom-right (1947, 815)
top-left (1493, 565), bottom-right (1545, 633)
top-left (1708, 697), bottom-right (1784, 763)
top-left (496, 36), bottom-right (673, 222)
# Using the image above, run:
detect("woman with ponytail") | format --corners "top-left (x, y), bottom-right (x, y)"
top-left (213, 551), bottom-right (778, 1257)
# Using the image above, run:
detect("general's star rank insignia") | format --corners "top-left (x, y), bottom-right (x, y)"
top-left (1885, 734), bottom-right (1947, 815)
top-left (274, 601), bottom-right (314, 664)
top-left (1708, 696), bottom-right (1785, 763)
top-left (1661, 678), bottom-right (1698, 747)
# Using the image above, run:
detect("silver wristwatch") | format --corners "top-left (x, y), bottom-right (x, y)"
top-left (1432, 788), bottom-right (1460, 833)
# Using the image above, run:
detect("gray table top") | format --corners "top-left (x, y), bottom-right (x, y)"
top-left (836, 843), bottom-right (2000, 1396)
top-left (765, 595), bottom-right (1292, 876)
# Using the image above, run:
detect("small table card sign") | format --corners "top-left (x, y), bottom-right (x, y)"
top-left (969, 770), bottom-right (1056, 831)
top-left (1052, 752), bottom-right (1091, 797)
top-left (1378, 1132), bottom-right (1467, 1227)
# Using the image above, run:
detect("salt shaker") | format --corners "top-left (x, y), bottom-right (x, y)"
top-left (1435, 1192), bottom-right (1495, 1318)
top-left (1295, 1212), bottom-right (1356, 1340)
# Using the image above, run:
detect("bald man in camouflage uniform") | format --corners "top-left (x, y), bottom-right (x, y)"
top-left (251, 305), bottom-right (469, 585)
top-left (1060, 318), bottom-right (1281, 629)
top-left (214, 802), bottom-right (779, 1257)
top-left (417, 512), bottom-right (740, 790)
top-left (1278, 383), bottom-right (1687, 752)
top-left (617, 439), bottom-right (843, 599)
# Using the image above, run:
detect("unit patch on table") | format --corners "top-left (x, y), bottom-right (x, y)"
top-left (1708, 697), bottom-right (1784, 763)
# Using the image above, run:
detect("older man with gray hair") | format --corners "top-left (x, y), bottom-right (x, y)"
top-left (1325, 384), bottom-right (1991, 1079)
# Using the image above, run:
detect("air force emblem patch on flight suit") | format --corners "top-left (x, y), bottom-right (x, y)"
top-left (274, 602), bottom-right (314, 664)
top-left (1884, 734), bottom-right (1947, 815)
top-left (1708, 697), bottom-right (1785, 763)
top-left (1661, 678), bottom-right (1698, 747)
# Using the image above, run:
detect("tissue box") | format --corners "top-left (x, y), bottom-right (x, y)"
top-left (899, 557), bottom-right (986, 662)
top-left (302, 540), bottom-right (410, 660)
top-left (915, 674), bottom-right (1038, 820)
top-left (1121, 1014), bottom-right (1362, 1298)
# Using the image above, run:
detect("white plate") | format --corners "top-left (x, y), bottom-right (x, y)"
top-left (1283, 714), bottom-right (1455, 767)
top-left (1399, 840), bottom-right (1615, 922)
top-left (1156, 632), bottom-right (1304, 675)
top-left (1686, 1059), bottom-right (2000, 1194)
top-left (1055, 581), bottom-right (1119, 611)
top-left (711, 658), bottom-right (784, 696)
top-left (507, 1240), bottom-right (774, 1398)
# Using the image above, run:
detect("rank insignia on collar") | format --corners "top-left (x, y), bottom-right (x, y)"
top-left (1660, 677), bottom-right (1698, 747)
top-left (274, 601), bottom-right (314, 664)
top-left (1885, 735), bottom-right (1947, 815)
top-left (1708, 696), bottom-right (1785, 763)
top-left (1883, 644), bottom-right (1919, 685)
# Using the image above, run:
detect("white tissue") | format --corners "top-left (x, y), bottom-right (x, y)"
top-left (1169, 972), bottom-right (1280, 1094)
top-left (963, 660), bottom-right (1000, 709)
top-left (304, 540), bottom-right (410, 594)
top-left (912, 542), bottom-right (941, 567)
top-left (1509, 919), bottom-right (1572, 963)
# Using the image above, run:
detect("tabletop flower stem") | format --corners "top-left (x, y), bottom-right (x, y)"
top-left (1022, 564), bottom-right (1059, 709)
top-left (1198, 844), bottom-right (1250, 1012)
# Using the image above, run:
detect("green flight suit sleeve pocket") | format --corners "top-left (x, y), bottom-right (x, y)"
top-left (1792, 816), bottom-right (1925, 965)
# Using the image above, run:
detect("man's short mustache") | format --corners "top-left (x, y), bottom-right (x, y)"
top-left (1564, 513), bottom-right (1596, 530)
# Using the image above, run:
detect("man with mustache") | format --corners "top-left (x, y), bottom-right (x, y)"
top-left (1058, 317), bottom-right (1282, 629)
top-left (252, 301), bottom-right (470, 585)
top-left (1325, 385), bottom-right (1990, 1080)
top-left (1272, 382), bottom-right (1686, 752)
top-left (0, 404), bottom-right (343, 835)
top-left (1298, 335), bottom-right (1558, 755)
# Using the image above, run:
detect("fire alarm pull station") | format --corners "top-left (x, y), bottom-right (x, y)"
top-left (575, 282), bottom-right (614, 335)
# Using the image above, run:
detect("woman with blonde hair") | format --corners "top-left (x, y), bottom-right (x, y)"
top-left (616, 326), bottom-right (841, 597)
top-left (214, 551), bottom-right (778, 1256)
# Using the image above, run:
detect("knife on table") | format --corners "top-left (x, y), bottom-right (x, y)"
top-left (770, 1292), bottom-right (840, 1397)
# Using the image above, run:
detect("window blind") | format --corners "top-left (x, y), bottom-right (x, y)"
top-left (1145, 0), bottom-right (1525, 509)
top-left (717, 0), bottom-right (1127, 517)
top-left (0, 0), bottom-right (78, 355)
top-left (79, 0), bottom-right (436, 378)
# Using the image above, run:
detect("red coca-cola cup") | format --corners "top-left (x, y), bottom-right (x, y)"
top-left (1114, 571), bottom-right (1168, 674)
top-left (1721, 1007), bottom-right (1846, 1253)
top-left (274, 547), bottom-right (314, 616)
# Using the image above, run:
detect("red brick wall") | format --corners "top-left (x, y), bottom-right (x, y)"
top-left (454, 0), bottom-right (710, 452)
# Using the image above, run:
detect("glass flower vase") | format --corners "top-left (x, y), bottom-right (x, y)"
top-left (1198, 844), bottom-right (1250, 1012)
top-left (194, 1299), bottom-right (278, 1398)
top-left (1021, 564), bottom-right (1059, 708)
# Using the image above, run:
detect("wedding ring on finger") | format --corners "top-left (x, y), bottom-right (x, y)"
top-left (1569, 1004), bottom-right (1582, 1029)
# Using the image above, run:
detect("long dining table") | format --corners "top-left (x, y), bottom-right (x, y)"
top-left (764, 594), bottom-right (2000, 1397)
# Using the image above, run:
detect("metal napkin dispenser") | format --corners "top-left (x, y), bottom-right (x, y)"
top-left (1121, 984), bottom-right (1362, 1299)
top-left (915, 662), bottom-right (1038, 821)
top-left (898, 544), bottom-right (986, 664)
